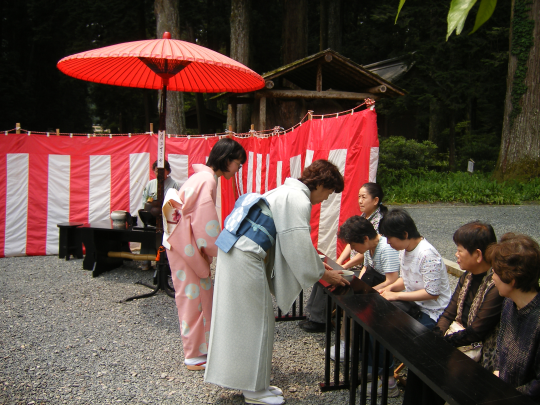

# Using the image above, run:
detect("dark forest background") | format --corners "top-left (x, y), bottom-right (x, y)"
top-left (0, 0), bottom-right (511, 173)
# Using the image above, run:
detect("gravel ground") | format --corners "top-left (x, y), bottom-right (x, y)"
top-left (1, 204), bottom-right (538, 405)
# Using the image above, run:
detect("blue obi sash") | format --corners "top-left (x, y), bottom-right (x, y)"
top-left (216, 193), bottom-right (276, 253)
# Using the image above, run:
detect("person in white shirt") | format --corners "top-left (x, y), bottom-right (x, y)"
top-left (378, 208), bottom-right (452, 329)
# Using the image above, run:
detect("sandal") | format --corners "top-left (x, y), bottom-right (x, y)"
top-left (185, 362), bottom-right (205, 370)
top-left (269, 386), bottom-right (283, 396)
top-left (244, 394), bottom-right (284, 405)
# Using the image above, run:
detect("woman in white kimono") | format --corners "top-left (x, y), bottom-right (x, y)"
top-left (205, 159), bottom-right (349, 405)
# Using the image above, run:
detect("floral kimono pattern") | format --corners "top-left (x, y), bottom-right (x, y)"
top-left (163, 164), bottom-right (220, 359)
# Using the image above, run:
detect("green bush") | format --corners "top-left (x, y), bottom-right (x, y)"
top-left (378, 136), bottom-right (448, 185)
top-left (383, 171), bottom-right (540, 204)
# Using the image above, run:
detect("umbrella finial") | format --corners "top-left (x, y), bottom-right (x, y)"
top-left (163, 32), bottom-right (171, 39)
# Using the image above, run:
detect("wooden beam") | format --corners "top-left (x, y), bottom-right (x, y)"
top-left (228, 96), bottom-right (254, 105)
top-left (365, 85), bottom-right (387, 93)
top-left (256, 89), bottom-right (379, 101)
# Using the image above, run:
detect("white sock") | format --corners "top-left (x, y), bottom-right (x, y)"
top-left (184, 355), bottom-right (206, 366)
top-left (243, 389), bottom-right (284, 405)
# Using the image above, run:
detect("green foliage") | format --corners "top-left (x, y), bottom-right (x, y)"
top-left (377, 136), bottom-right (447, 184)
top-left (509, 0), bottom-right (535, 126)
top-left (384, 171), bottom-right (540, 204)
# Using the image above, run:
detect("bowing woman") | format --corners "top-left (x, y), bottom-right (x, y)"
top-left (205, 159), bottom-right (349, 405)
top-left (162, 138), bottom-right (246, 371)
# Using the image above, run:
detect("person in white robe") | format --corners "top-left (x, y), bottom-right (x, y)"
top-left (205, 159), bottom-right (349, 405)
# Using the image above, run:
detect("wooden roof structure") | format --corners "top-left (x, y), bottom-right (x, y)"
top-left (217, 49), bottom-right (406, 131)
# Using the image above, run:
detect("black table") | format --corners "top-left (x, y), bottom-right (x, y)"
top-left (77, 221), bottom-right (157, 277)
top-left (320, 269), bottom-right (536, 405)
top-left (57, 222), bottom-right (84, 260)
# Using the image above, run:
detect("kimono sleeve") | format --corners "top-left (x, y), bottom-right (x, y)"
top-left (189, 185), bottom-right (220, 258)
top-left (278, 200), bottom-right (325, 288)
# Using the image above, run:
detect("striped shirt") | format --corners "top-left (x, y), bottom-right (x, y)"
top-left (364, 236), bottom-right (400, 275)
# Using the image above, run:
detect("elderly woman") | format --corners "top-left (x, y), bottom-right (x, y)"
top-left (403, 221), bottom-right (504, 405)
top-left (488, 233), bottom-right (540, 402)
top-left (205, 160), bottom-right (349, 405)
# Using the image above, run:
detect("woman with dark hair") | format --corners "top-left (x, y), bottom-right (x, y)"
top-left (162, 138), bottom-right (246, 371)
top-left (205, 159), bottom-right (348, 405)
top-left (488, 233), bottom-right (540, 402)
top-left (336, 182), bottom-right (387, 270)
top-left (300, 182), bottom-right (387, 332)
top-left (378, 208), bottom-right (451, 329)
top-left (403, 221), bottom-right (503, 405)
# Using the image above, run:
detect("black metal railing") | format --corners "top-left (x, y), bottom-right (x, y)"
top-left (275, 290), bottom-right (306, 322)
top-left (319, 277), bottom-right (537, 405)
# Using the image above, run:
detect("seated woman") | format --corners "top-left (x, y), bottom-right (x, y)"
top-left (488, 233), bottom-right (540, 402)
top-left (205, 160), bottom-right (349, 405)
top-left (403, 221), bottom-right (504, 405)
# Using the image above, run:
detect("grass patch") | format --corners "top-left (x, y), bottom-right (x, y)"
top-left (384, 172), bottom-right (540, 204)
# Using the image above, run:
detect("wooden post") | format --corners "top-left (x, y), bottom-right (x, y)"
top-left (308, 110), bottom-right (314, 120)
top-left (250, 124), bottom-right (254, 131)
top-left (316, 64), bottom-right (323, 92)
top-left (16, 123), bottom-right (21, 134)
top-left (56, 129), bottom-right (60, 136)
top-left (150, 123), bottom-right (154, 133)
top-left (227, 97), bottom-right (237, 131)
top-left (259, 97), bottom-right (267, 131)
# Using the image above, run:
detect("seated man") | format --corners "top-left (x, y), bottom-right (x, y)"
top-left (378, 208), bottom-right (452, 329)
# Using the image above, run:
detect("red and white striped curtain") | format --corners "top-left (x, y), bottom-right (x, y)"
top-left (0, 108), bottom-right (378, 259)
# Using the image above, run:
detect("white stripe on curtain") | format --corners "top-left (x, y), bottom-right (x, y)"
top-left (168, 154), bottom-right (189, 190)
top-left (5, 154), bottom-right (29, 257)
top-left (276, 161), bottom-right (282, 186)
top-left (46, 155), bottom-right (70, 255)
top-left (89, 155), bottom-right (111, 224)
top-left (265, 154), bottom-right (270, 193)
top-left (318, 149), bottom-right (347, 260)
top-left (369, 147), bottom-right (379, 182)
top-left (256, 153), bottom-right (262, 194)
top-left (247, 151), bottom-right (254, 193)
top-left (290, 154), bottom-right (302, 179)
top-left (129, 153), bottom-right (149, 214)
top-left (305, 150), bottom-right (314, 169)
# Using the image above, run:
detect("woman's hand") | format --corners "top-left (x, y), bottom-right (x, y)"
top-left (322, 269), bottom-right (349, 286)
top-left (380, 290), bottom-right (400, 301)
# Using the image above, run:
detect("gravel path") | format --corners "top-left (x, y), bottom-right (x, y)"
top-left (1, 204), bottom-right (538, 404)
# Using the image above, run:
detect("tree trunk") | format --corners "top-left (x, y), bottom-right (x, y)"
top-left (155, 0), bottom-right (186, 135)
top-left (449, 112), bottom-right (456, 171)
top-left (228, 0), bottom-right (251, 132)
top-left (429, 98), bottom-right (441, 144)
top-left (282, 0), bottom-right (308, 65)
top-left (319, 0), bottom-right (328, 51)
top-left (495, 0), bottom-right (540, 181)
top-left (327, 0), bottom-right (342, 52)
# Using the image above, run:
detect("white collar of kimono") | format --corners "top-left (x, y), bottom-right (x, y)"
top-left (283, 177), bottom-right (310, 199)
top-left (193, 163), bottom-right (218, 181)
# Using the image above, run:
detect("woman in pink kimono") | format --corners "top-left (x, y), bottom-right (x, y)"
top-left (162, 138), bottom-right (246, 370)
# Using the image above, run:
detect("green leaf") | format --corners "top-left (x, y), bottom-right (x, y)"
top-left (470, 0), bottom-right (497, 34)
top-left (447, 0), bottom-right (478, 40)
top-left (395, 0), bottom-right (407, 24)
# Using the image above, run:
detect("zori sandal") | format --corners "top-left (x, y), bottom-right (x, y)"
top-left (268, 386), bottom-right (283, 396)
top-left (243, 394), bottom-right (284, 405)
top-left (185, 361), bottom-right (205, 370)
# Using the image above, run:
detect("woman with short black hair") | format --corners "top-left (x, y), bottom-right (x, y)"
top-left (163, 138), bottom-right (246, 371)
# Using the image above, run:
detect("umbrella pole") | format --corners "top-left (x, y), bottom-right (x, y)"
top-left (156, 80), bottom-right (167, 234)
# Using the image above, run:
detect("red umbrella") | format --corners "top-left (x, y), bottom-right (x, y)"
top-left (57, 32), bottom-right (264, 93)
top-left (57, 32), bottom-right (265, 228)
